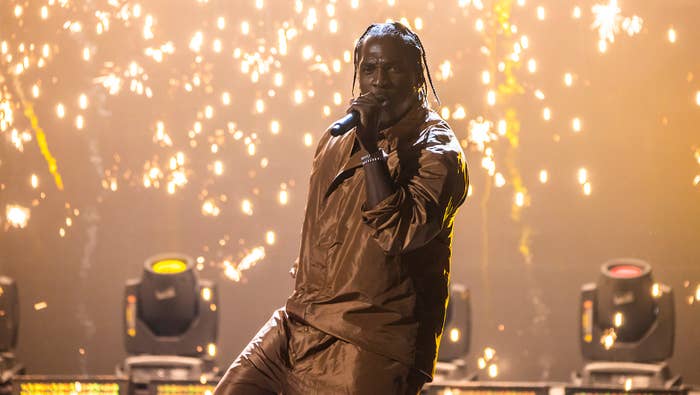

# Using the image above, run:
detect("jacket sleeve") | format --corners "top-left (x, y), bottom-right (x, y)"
top-left (361, 129), bottom-right (468, 255)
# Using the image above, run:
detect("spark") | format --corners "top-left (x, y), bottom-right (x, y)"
top-left (6, 205), bottom-right (30, 228)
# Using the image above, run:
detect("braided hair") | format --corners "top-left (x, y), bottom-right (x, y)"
top-left (352, 22), bottom-right (440, 106)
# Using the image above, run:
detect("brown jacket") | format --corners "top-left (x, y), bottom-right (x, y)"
top-left (286, 103), bottom-right (469, 380)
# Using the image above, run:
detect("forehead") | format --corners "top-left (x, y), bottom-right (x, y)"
top-left (358, 35), bottom-right (412, 63)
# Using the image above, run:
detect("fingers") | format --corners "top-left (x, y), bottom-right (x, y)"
top-left (347, 93), bottom-right (387, 128)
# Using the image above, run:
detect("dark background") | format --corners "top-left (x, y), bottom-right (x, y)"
top-left (1, 0), bottom-right (699, 383)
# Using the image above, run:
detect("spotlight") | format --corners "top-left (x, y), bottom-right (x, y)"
top-left (0, 276), bottom-right (23, 386)
top-left (117, 254), bottom-right (219, 387)
top-left (435, 284), bottom-right (473, 381)
top-left (576, 258), bottom-right (679, 388)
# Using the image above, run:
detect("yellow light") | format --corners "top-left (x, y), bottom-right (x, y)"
top-left (695, 91), bottom-right (700, 106)
top-left (520, 35), bottom-right (529, 49)
top-left (255, 99), bottom-right (265, 113)
top-left (32, 84), bottom-right (40, 98)
top-left (14, 5), bottom-right (23, 17)
top-left (152, 259), bottom-right (188, 274)
top-left (539, 170), bottom-right (548, 183)
top-left (484, 347), bottom-right (495, 360)
top-left (668, 28), bottom-right (677, 43)
top-left (475, 18), bottom-right (484, 32)
top-left (279, 190), bottom-right (289, 205)
top-left (487, 90), bottom-right (496, 106)
top-left (614, 312), bottom-right (624, 328)
top-left (494, 173), bottom-right (506, 188)
top-left (598, 40), bottom-right (607, 53)
top-left (415, 17), bottom-right (423, 30)
top-left (478, 357), bottom-right (486, 369)
top-left (515, 192), bottom-right (525, 207)
top-left (79, 94), bottom-right (88, 109)
top-left (534, 90), bottom-right (545, 100)
top-left (6, 204), bottom-right (30, 228)
top-left (329, 19), bottom-right (338, 33)
top-left (625, 378), bottom-right (632, 391)
top-left (543, 107), bottom-right (551, 121)
top-left (583, 182), bottom-right (592, 196)
top-left (573, 6), bottom-right (582, 19)
top-left (205, 105), bottom-right (214, 119)
top-left (497, 120), bottom-right (507, 135)
top-left (217, 16), bottom-right (225, 30)
top-left (241, 199), bottom-right (253, 215)
top-left (527, 59), bottom-right (537, 73)
top-left (481, 70), bottom-right (490, 84)
top-left (304, 133), bottom-right (313, 147)
top-left (213, 161), bottom-right (224, 175)
top-left (202, 287), bottom-right (212, 301)
top-left (578, 168), bottom-right (588, 184)
top-left (537, 6), bottom-right (545, 20)
top-left (266, 231), bottom-right (276, 245)
top-left (488, 364), bottom-right (498, 378)
top-left (651, 283), bottom-right (661, 298)
top-left (75, 115), bottom-right (85, 130)
top-left (241, 21), bottom-right (250, 35)
top-left (31, 174), bottom-right (39, 188)
top-left (696, 285), bottom-right (700, 301)
top-left (449, 328), bottom-right (461, 342)
top-left (564, 73), bottom-right (573, 86)
top-left (56, 103), bottom-right (66, 119)
top-left (41, 6), bottom-right (48, 19)
top-left (222, 92), bottom-right (231, 105)
top-left (207, 343), bottom-right (217, 357)
top-left (572, 117), bottom-right (582, 132)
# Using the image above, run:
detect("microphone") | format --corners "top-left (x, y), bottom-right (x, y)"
top-left (330, 111), bottom-right (359, 137)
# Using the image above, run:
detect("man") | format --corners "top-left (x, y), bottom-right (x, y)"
top-left (215, 22), bottom-right (468, 394)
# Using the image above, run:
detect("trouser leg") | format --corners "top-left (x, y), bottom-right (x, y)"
top-left (214, 308), bottom-right (290, 395)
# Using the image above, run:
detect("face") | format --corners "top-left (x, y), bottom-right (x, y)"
top-left (357, 35), bottom-right (421, 128)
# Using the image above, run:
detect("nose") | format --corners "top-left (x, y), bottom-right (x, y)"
top-left (372, 67), bottom-right (389, 88)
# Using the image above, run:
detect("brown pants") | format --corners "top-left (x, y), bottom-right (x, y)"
top-left (214, 308), bottom-right (427, 395)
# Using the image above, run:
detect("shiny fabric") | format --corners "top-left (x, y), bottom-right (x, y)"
top-left (214, 308), bottom-right (426, 395)
top-left (286, 103), bottom-right (469, 381)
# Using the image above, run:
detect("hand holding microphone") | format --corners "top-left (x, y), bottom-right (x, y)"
top-left (330, 93), bottom-right (389, 153)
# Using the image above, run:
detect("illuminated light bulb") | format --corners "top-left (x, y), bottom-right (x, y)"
top-left (14, 5), bottom-right (23, 17)
top-left (255, 99), bottom-right (265, 113)
top-left (481, 70), bottom-right (491, 84)
top-left (487, 90), bottom-right (496, 106)
top-left (577, 168), bottom-right (588, 184)
top-left (572, 117), bottom-right (582, 132)
top-left (213, 161), bottom-right (224, 175)
top-left (695, 285), bottom-right (700, 301)
top-left (222, 92), bottom-right (231, 105)
top-left (241, 199), bottom-right (253, 215)
top-left (543, 107), bottom-right (551, 121)
top-left (475, 18), bottom-right (484, 32)
top-left (573, 6), bottom-right (582, 18)
top-left (625, 378), bottom-right (632, 391)
top-left (205, 105), bottom-right (214, 119)
top-left (31, 174), bottom-right (39, 188)
top-left (478, 358), bottom-right (486, 369)
top-left (329, 19), bottom-right (338, 33)
top-left (534, 90), bottom-right (545, 100)
top-left (537, 6), bottom-right (545, 20)
top-left (415, 17), bottom-right (423, 30)
top-left (668, 28), bottom-right (677, 43)
top-left (494, 173), bottom-right (506, 188)
top-left (274, 73), bottom-right (284, 87)
top-left (598, 40), bottom-right (607, 53)
top-left (270, 120), bottom-right (280, 134)
top-left (302, 133), bottom-right (314, 147)
top-left (217, 16), bottom-right (225, 30)
top-left (293, 89), bottom-right (303, 104)
top-left (484, 347), bottom-right (495, 360)
top-left (527, 59), bottom-right (537, 73)
top-left (515, 192), bottom-right (525, 207)
top-left (497, 120), bottom-right (507, 135)
top-left (76, 115), bottom-right (85, 130)
top-left (695, 91), bottom-right (700, 106)
top-left (6, 204), bottom-right (30, 228)
top-left (202, 199), bottom-right (220, 217)
top-left (488, 364), bottom-right (498, 378)
top-left (201, 287), bottom-right (212, 301)
top-left (323, 106), bottom-right (331, 117)
top-left (248, 143), bottom-right (256, 156)
top-left (614, 312), bottom-right (624, 327)
top-left (213, 39), bottom-right (222, 53)
top-left (66, 217), bottom-right (72, 227)
top-left (333, 92), bottom-right (342, 106)
top-left (583, 182), bottom-right (592, 196)
top-left (651, 283), bottom-right (661, 298)
top-left (32, 84), bottom-right (40, 98)
top-left (279, 190), bottom-right (289, 205)
top-left (539, 170), bottom-right (549, 183)
top-left (79, 94), bottom-right (88, 109)
top-left (207, 343), bottom-right (217, 357)
top-left (449, 328), bottom-right (460, 342)
top-left (266, 231), bottom-right (276, 245)
top-left (564, 73), bottom-right (573, 86)
top-left (302, 45), bottom-right (314, 60)
top-left (601, 329), bottom-right (616, 349)
top-left (241, 21), bottom-right (250, 35)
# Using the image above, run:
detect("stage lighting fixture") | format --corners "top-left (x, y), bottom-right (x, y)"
top-left (0, 276), bottom-right (23, 386)
top-left (434, 284), bottom-right (473, 381)
top-left (576, 258), bottom-right (679, 388)
top-left (117, 254), bottom-right (219, 387)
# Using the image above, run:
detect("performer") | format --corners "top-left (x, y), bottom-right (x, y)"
top-left (215, 22), bottom-right (469, 395)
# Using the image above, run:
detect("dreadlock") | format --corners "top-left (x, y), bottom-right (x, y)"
top-left (351, 22), bottom-right (440, 107)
